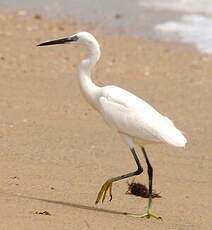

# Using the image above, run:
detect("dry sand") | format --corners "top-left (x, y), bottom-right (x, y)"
top-left (0, 8), bottom-right (211, 230)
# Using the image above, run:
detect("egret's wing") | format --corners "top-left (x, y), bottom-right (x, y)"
top-left (99, 86), bottom-right (187, 147)
top-left (99, 96), bottom-right (160, 143)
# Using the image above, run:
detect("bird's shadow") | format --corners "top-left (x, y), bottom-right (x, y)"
top-left (15, 193), bottom-right (128, 216)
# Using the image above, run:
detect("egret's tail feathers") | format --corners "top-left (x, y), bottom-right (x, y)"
top-left (160, 128), bottom-right (187, 147)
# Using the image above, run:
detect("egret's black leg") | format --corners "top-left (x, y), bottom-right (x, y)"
top-left (141, 146), bottom-right (153, 210)
top-left (128, 147), bottom-right (161, 219)
top-left (95, 148), bottom-right (143, 204)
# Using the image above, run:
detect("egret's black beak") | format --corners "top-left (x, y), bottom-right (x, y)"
top-left (37, 35), bottom-right (78, 46)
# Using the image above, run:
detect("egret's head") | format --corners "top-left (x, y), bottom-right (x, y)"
top-left (37, 31), bottom-right (101, 65)
top-left (37, 31), bottom-right (99, 48)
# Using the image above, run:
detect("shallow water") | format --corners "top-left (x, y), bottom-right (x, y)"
top-left (1, 0), bottom-right (212, 53)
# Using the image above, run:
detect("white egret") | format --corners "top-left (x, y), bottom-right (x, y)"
top-left (37, 32), bottom-right (187, 219)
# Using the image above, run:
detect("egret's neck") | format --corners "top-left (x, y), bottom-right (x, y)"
top-left (78, 42), bottom-right (101, 110)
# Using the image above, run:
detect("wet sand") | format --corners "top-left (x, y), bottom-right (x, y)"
top-left (0, 8), bottom-right (211, 230)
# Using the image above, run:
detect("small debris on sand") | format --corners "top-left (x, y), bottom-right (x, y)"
top-left (126, 181), bottom-right (161, 198)
top-left (33, 211), bottom-right (51, 216)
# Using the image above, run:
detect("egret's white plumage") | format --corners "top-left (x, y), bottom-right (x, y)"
top-left (99, 85), bottom-right (187, 147)
top-left (71, 32), bottom-right (187, 148)
top-left (37, 31), bottom-right (187, 219)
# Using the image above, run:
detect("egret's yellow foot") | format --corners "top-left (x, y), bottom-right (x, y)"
top-left (95, 180), bottom-right (113, 204)
top-left (128, 210), bottom-right (162, 220)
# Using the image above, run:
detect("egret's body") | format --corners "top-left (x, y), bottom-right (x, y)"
top-left (99, 85), bottom-right (186, 146)
top-left (38, 32), bottom-right (187, 219)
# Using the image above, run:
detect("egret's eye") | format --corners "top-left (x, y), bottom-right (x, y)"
top-left (69, 35), bottom-right (79, 42)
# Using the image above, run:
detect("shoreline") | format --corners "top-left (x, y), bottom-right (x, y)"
top-left (0, 5), bottom-right (204, 53)
top-left (2, 2), bottom-right (212, 55)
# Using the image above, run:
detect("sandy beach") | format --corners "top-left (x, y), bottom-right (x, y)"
top-left (0, 8), bottom-right (211, 230)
